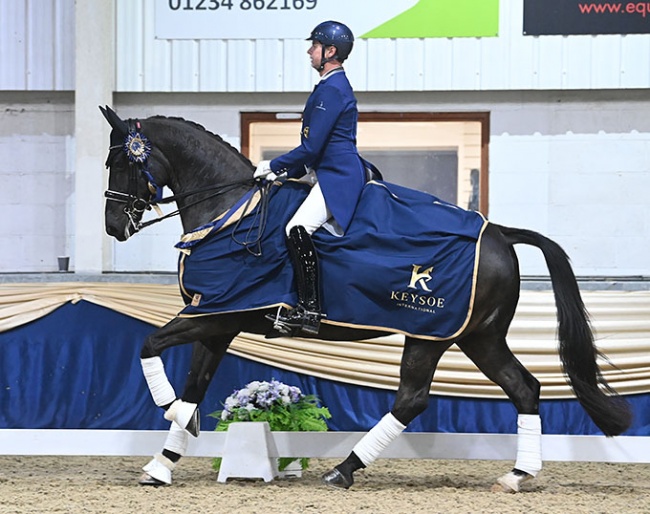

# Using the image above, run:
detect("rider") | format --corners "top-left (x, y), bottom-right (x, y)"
top-left (254, 20), bottom-right (366, 336)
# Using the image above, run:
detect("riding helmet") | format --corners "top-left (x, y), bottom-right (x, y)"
top-left (307, 20), bottom-right (354, 62)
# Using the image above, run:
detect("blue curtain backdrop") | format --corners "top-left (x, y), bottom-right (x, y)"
top-left (1, 300), bottom-right (648, 435)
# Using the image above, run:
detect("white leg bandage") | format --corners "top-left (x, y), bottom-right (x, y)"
top-left (164, 422), bottom-right (189, 456)
top-left (514, 414), bottom-right (542, 477)
top-left (352, 413), bottom-right (406, 467)
top-left (141, 357), bottom-right (176, 407)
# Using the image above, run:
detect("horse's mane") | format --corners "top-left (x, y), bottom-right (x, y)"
top-left (147, 115), bottom-right (253, 168)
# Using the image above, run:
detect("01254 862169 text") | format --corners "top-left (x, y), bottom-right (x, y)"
top-left (166, 0), bottom-right (317, 11)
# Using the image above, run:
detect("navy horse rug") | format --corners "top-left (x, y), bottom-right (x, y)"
top-left (177, 180), bottom-right (487, 341)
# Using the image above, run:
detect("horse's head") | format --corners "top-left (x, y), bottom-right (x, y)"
top-left (101, 106), bottom-right (257, 241)
top-left (100, 106), bottom-right (167, 241)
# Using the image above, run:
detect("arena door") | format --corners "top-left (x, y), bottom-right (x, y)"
top-left (241, 112), bottom-right (489, 215)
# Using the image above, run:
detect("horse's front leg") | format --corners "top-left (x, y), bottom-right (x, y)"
top-left (322, 337), bottom-right (452, 489)
top-left (140, 316), bottom-right (232, 437)
top-left (140, 335), bottom-right (233, 486)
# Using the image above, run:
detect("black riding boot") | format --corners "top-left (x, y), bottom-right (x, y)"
top-left (266, 225), bottom-right (323, 335)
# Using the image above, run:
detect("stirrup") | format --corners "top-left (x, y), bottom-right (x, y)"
top-left (265, 307), bottom-right (297, 336)
top-left (265, 306), bottom-right (323, 335)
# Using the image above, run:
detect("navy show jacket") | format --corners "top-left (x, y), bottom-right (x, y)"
top-left (270, 69), bottom-right (366, 232)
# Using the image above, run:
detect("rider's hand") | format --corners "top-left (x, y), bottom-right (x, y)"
top-left (254, 160), bottom-right (277, 181)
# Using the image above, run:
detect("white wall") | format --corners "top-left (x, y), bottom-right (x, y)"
top-left (2, 88), bottom-right (649, 278)
top-left (491, 131), bottom-right (650, 276)
top-left (2, 1), bottom-right (650, 278)
top-left (0, 0), bottom-right (74, 91)
top-left (0, 91), bottom-right (650, 276)
top-left (0, 94), bottom-right (74, 272)
top-left (488, 92), bottom-right (650, 276)
top-left (115, 0), bottom-right (650, 93)
top-left (5, 0), bottom-right (650, 94)
top-left (103, 90), bottom-right (650, 277)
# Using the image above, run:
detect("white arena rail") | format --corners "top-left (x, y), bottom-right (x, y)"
top-left (0, 428), bottom-right (647, 464)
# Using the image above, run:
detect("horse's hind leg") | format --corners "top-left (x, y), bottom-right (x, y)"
top-left (456, 333), bottom-right (542, 493)
top-left (140, 335), bottom-right (233, 486)
top-left (323, 337), bottom-right (452, 489)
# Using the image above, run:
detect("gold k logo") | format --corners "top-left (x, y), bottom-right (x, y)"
top-left (408, 264), bottom-right (433, 292)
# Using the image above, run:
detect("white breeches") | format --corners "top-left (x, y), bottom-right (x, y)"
top-left (286, 181), bottom-right (331, 236)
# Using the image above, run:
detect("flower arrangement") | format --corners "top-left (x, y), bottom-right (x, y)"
top-left (209, 379), bottom-right (331, 471)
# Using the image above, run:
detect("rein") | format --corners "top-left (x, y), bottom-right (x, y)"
top-left (133, 179), bottom-right (256, 230)
top-left (230, 179), bottom-right (273, 256)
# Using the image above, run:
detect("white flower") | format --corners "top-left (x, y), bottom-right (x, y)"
top-left (224, 396), bottom-right (239, 409)
top-left (217, 380), bottom-right (308, 423)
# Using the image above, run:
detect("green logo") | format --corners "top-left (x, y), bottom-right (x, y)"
top-left (361, 0), bottom-right (499, 39)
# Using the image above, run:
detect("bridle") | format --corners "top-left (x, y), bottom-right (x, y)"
top-left (104, 120), bottom-right (256, 236)
top-left (104, 120), bottom-right (164, 235)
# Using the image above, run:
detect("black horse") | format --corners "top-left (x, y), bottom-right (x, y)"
top-left (100, 106), bottom-right (632, 492)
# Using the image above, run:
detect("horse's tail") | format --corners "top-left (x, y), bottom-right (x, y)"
top-left (495, 224), bottom-right (632, 437)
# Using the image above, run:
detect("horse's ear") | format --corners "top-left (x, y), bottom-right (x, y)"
top-left (99, 105), bottom-right (129, 135)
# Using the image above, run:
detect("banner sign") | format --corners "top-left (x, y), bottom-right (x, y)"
top-left (524, 0), bottom-right (650, 35)
top-left (154, 0), bottom-right (499, 39)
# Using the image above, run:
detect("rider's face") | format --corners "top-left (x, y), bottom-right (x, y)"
top-left (308, 41), bottom-right (336, 71)
top-left (307, 41), bottom-right (322, 70)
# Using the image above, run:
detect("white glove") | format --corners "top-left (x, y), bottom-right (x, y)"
top-left (254, 160), bottom-right (277, 181)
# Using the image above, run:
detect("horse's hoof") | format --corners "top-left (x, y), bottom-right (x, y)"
top-left (164, 400), bottom-right (200, 437)
top-left (141, 454), bottom-right (175, 486)
top-left (321, 468), bottom-right (353, 489)
top-left (184, 407), bottom-right (200, 437)
top-left (138, 472), bottom-right (168, 487)
top-left (492, 470), bottom-right (532, 493)
top-left (490, 481), bottom-right (511, 493)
